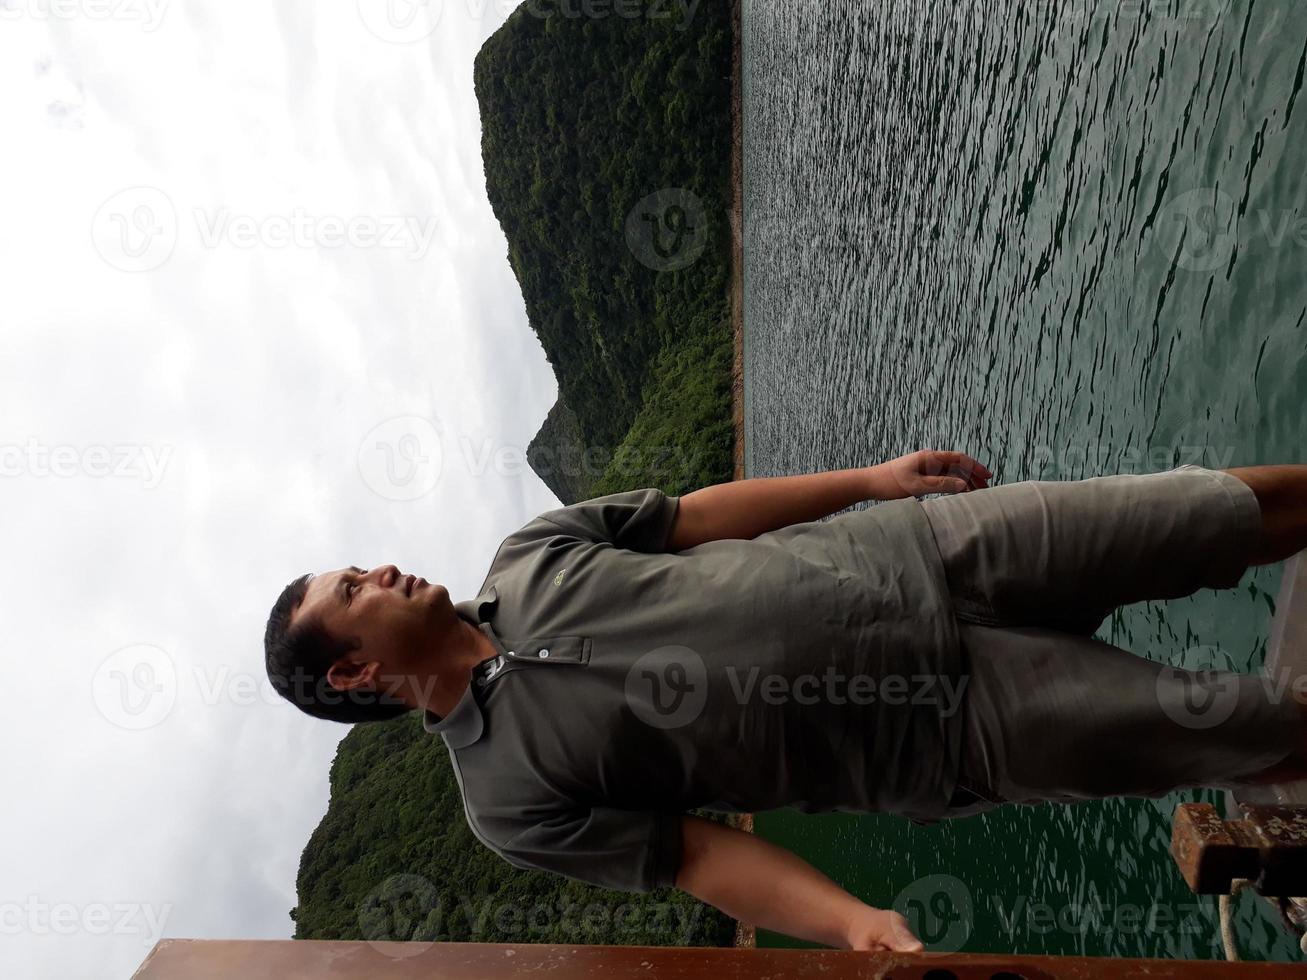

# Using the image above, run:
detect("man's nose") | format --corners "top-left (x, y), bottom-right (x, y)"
top-left (370, 564), bottom-right (401, 586)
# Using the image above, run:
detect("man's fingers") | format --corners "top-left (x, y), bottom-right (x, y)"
top-left (887, 912), bottom-right (924, 952)
top-left (928, 450), bottom-right (993, 479)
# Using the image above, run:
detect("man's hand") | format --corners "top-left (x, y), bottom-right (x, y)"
top-left (674, 814), bottom-right (924, 951)
top-left (843, 906), bottom-right (924, 952)
top-left (872, 450), bottom-right (992, 500)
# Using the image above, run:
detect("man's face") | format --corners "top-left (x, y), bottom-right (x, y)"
top-left (291, 564), bottom-right (457, 697)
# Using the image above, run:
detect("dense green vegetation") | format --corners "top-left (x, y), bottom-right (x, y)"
top-left (289, 0), bottom-right (736, 948)
top-left (478, 0), bottom-right (735, 499)
top-left (589, 314), bottom-right (733, 496)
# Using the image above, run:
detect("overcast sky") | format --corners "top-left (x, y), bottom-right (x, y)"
top-left (0, 1), bottom-right (564, 976)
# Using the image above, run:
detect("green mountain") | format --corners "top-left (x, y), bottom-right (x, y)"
top-left (475, 0), bottom-right (735, 500)
top-left (288, 0), bottom-right (738, 947)
top-left (525, 398), bottom-right (591, 505)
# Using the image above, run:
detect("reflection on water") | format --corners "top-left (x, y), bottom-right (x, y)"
top-left (742, 0), bottom-right (1307, 959)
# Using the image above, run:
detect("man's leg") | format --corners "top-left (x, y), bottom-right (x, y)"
top-left (953, 622), bottom-right (1307, 806)
top-left (919, 464), bottom-right (1267, 636)
top-left (1239, 698), bottom-right (1307, 784)
top-left (1223, 465), bottom-right (1307, 566)
top-left (1194, 465), bottom-right (1307, 780)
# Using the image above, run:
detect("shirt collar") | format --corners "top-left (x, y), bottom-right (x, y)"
top-left (422, 584), bottom-right (500, 749)
top-left (452, 583), bottom-right (499, 626)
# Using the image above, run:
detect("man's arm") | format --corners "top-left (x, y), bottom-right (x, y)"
top-left (667, 450), bottom-right (991, 551)
top-left (674, 814), bottom-right (923, 952)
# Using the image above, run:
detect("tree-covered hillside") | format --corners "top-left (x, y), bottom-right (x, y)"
top-left (478, 0), bottom-right (735, 498)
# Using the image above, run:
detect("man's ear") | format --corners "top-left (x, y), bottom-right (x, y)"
top-left (325, 655), bottom-right (378, 692)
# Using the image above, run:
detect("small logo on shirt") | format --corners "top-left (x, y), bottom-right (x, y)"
top-left (552, 568), bottom-right (567, 587)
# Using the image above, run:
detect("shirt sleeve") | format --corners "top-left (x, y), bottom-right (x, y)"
top-left (526, 487), bottom-right (681, 553)
top-left (493, 806), bottom-right (684, 894)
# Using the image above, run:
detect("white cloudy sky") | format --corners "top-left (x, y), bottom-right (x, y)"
top-left (0, 1), bottom-right (564, 976)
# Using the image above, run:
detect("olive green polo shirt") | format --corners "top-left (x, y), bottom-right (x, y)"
top-left (424, 487), bottom-right (967, 893)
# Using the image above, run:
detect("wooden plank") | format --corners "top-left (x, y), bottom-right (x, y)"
top-left (130, 939), bottom-right (1307, 979)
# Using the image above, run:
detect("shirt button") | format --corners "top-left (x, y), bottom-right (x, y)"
top-left (507, 650), bottom-right (516, 657)
top-left (538, 648), bottom-right (550, 658)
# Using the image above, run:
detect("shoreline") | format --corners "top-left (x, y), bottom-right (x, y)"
top-left (726, 0), bottom-right (757, 951)
top-left (729, 0), bottom-right (745, 488)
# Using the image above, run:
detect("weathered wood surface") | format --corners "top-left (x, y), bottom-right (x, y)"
top-left (131, 938), bottom-right (1307, 979)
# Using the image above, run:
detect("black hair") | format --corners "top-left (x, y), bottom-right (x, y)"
top-left (264, 573), bottom-right (412, 724)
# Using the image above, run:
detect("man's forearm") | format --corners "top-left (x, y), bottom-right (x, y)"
top-left (674, 815), bottom-right (871, 949)
top-left (669, 464), bottom-right (906, 549)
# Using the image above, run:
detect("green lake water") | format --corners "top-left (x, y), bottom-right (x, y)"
top-left (740, 0), bottom-right (1307, 961)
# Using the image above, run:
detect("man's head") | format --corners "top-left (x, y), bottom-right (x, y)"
top-left (264, 564), bottom-right (458, 724)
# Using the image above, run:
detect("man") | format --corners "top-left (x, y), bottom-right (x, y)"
top-left (264, 450), bottom-right (1307, 952)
